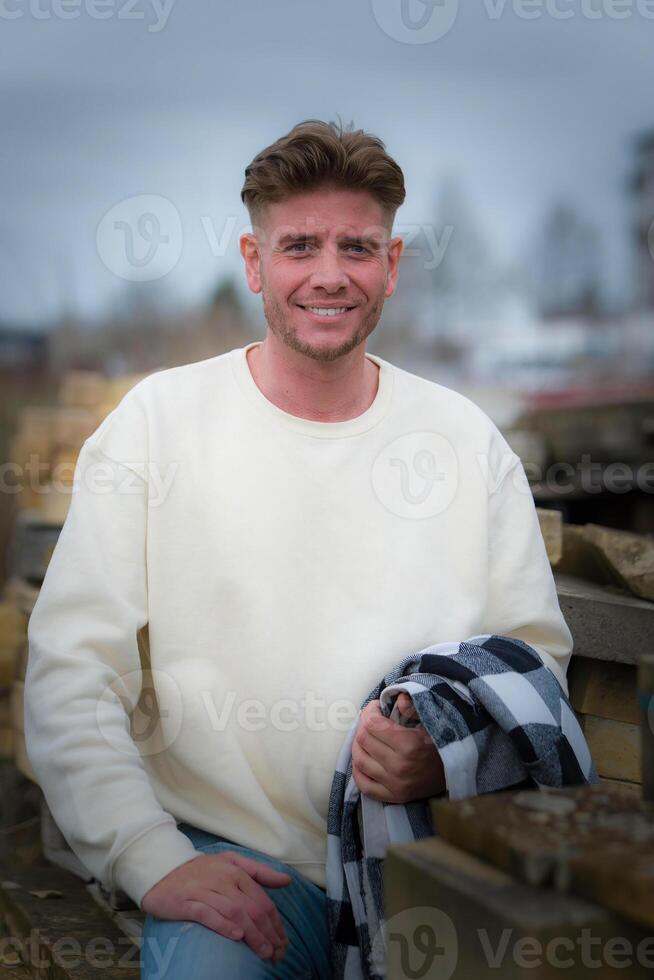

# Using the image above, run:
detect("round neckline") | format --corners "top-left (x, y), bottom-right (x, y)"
top-left (230, 341), bottom-right (393, 439)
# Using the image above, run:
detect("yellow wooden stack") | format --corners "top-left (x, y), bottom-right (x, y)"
top-left (7, 370), bottom-right (148, 527)
top-left (568, 657), bottom-right (641, 789)
top-left (3, 369), bottom-right (150, 782)
top-left (0, 598), bottom-right (29, 762)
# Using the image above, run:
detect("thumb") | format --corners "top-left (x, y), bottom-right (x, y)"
top-left (395, 692), bottom-right (419, 724)
top-left (227, 852), bottom-right (293, 888)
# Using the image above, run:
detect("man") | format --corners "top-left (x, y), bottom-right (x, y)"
top-left (24, 119), bottom-right (573, 979)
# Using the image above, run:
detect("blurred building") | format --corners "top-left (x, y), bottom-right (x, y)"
top-left (0, 325), bottom-right (48, 375)
top-left (631, 130), bottom-right (654, 311)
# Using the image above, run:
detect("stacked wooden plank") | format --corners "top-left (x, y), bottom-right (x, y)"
top-left (7, 370), bottom-right (147, 527)
top-left (2, 370), bottom-right (149, 780)
top-left (385, 785), bottom-right (654, 979)
top-left (3, 579), bottom-right (39, 781)
top-left (0, 602), bottom-right (27, 761)
top-left (536, 507), bottom-right (653, 790)
top-left (568, 657), bottom-right (640, 787)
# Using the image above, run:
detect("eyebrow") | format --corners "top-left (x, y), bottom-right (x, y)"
top-left (276, 232), bottom-right (385, 249)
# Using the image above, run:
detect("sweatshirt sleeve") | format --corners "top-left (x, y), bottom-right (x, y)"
top-left (23, 400), bottom-right (202, 909)
top-left (481, 454), bottom-right (573, 695)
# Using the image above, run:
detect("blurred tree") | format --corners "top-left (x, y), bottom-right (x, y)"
top-left (529, 203), bottom-right (603, 319)
top-left (424, 177), bottom-right (500, 344)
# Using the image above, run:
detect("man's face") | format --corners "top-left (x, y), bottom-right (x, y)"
top-left (240, 186), bottom-right (403, 362)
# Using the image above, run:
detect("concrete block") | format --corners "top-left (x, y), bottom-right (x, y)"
top-left (556, 574), bottom-right (654, 665)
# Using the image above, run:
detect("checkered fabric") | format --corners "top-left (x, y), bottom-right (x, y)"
top-left (325, 634), bottom-right (598, 980)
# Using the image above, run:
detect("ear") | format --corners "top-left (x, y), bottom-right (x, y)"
top-left (384, 235), bottom-right (404, 299)
top-left (239, 232), bottom-right (262, 294)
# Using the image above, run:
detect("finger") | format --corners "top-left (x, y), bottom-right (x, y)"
top-left (226, 854), bottom-right (290, 948)
top-left (352, 735), bottom-right (395, 785)
top-left (395, 693), bottom-right (419, 723)
top-left (226, 852), bottom-right (292, 889)
top-left (218, 888), bottom-right (281, 961)
top-left (352, 762), bottom-right (394, 802)
top-left (181, 896), bottom-right (246, 943)
top-left (235, 870), bottom-right (288, 950)
top-left (357, 717), bottom-right (406, 764)
top-left (217, 885), bottom-right (287, 963)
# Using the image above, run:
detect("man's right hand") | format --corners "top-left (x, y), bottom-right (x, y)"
top-left (141, 851), bottom-right (292, 962)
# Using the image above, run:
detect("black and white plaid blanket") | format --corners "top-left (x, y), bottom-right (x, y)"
top-left (325, 634), bottom-right (598, 980)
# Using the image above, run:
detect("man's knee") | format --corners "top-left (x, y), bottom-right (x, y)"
top-left (140, 916), bottom-right (270, 980)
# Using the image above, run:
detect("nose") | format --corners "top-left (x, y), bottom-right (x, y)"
top-left (308, 246), bottom-right (349, 292)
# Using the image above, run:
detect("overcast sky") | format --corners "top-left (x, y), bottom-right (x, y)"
top-left (1, 0), bottom-right (652, 326)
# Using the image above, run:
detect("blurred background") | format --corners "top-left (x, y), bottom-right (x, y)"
top-left (1, 0), bottom-right (654, 587)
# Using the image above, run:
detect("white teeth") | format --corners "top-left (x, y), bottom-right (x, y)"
top-left (305, 307), bottom-right (349, 316)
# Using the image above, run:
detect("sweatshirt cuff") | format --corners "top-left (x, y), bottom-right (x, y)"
top-left (111, 821), bottom-right (204, 909)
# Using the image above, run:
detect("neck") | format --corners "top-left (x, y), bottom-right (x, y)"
top-left (246, 336), bottom-right (380, 423)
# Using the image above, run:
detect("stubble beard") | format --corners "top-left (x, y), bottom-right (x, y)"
top-left (260, 278), bottom-right (386, 364)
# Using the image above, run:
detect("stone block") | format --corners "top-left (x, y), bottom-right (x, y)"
top-left (583, 524), bottom-right (654, 602)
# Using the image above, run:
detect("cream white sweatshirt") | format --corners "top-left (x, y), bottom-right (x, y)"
top-left (24, 341), bottom-right (572, 908)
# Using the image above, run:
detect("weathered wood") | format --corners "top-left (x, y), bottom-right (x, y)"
top-left (580, 715), bottom-right (641, 783)
top-left (12, 729), bottom-right (37, 786)
top-left (536, 508), bottom-right (563, 566)
top-left (556, 574), bottom-right (654, 665)
top-left (567, 657), bottom-right (639, 725)
top-left (639, 654), bottom-right (654, 803)
top-left (0, 866), bottom-right (140, 979)
top-left (58, 372), bottom-right (106, 410)
top-left (431, 784), bottom-right (654, 930)
top-left (385, 836), bottom-right (653, 979)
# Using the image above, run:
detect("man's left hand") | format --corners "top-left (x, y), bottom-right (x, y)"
top-left (351, 693), bottom-right (446, 804)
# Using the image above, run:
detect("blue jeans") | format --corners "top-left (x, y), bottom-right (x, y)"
top-left (140, 822), bottom-right (331, 979)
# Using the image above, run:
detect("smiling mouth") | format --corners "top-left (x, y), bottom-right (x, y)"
top-left (297, 305), bottom-right (356, 318)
